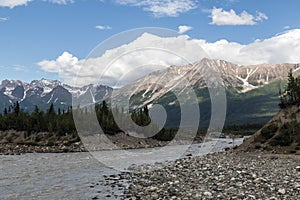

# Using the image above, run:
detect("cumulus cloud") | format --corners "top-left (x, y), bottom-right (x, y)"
top-left (0, 0), bottom-right (73, 8)
top-left (38, 52), bottom-right (79, 72)
top-left (197, 29), bottom-right (300, 65)
top-left (38, 33), bottom-right (207, 86)
top-left (95, 25), bottom-right (112, 30)
top-left (38, 29), bottom-right (300, 87)
top-left (0, 0), bottom-right (32, 8)
top-left (210, 7), bottom-right (268, 26)
top-left (178, 25), bottom-right (193, 34)
top-left (114, 0), bottom-right (197, 17)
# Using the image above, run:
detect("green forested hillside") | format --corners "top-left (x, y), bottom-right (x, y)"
top-left (143, 80), bottom-right (286, 128)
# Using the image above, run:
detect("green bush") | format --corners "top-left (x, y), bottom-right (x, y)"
top-left (46, 138), bottom-right (56, 146)
top-left (269, 125), bottom-right (292, 146)
top-left (261, 124), bottom-right (277, 139)
top-left (254, 124), bottom-right (277, 143)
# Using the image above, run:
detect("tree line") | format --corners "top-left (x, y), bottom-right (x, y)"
top-left (0, 102), bottom-right (75, 138)
top-left (0, 101), bottom-right (177, 141)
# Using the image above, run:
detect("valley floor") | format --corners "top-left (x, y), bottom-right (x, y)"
top-left (105, 151), bottom-right (300, 199)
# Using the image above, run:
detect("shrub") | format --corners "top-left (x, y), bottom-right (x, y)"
top-left (254, 124), bottom-right (277, 143)
top-left (269, 125), bottom-right (292, 146)
top-left (261, 124), bottom-right (277, 140)
top-left (46, 138), bottom-right (56, 146)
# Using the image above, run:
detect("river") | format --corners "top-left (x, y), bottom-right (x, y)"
top-left (0, 138), bottom-right (243, 199)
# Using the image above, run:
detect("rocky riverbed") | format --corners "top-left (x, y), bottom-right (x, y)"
top-left (102, 151), bottom-right (300, 199)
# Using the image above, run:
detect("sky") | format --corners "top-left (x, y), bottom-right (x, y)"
top-left (1, 0), bottom-right (300, 86)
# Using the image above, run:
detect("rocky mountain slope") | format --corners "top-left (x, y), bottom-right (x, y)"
top-left (114, 58), bottom-right (299, 106)
top-left (113, 58), bottom-right (299, 127)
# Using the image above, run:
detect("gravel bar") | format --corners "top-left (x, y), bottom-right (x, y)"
top-left (104, 152), bottom-right (300, 200)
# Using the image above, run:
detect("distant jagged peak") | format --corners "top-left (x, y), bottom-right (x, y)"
top-left (195, 58), bottom-right (300, 70)
top-left (30, 78), bottom-right (63, 87)
top-left (196, 58), bottom-right (237, 65)
top-left (1, 79), bottom-right (26, 88)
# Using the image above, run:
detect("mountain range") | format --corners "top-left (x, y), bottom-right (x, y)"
top-left (1, 58), bottom-right (299, 127)
top-left (0, 79), bottom-right (112, 112)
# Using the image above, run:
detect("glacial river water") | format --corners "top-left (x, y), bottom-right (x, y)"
top-left (0, 138), bottom-right (243, 200)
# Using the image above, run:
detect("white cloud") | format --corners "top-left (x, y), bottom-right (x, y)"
top-left (114, 0), bottom-right (197, 17)
top-left (255, 11), bottom-right (268, 21)
top-left (38, 29), bottom-right (300, 87)
top-left (0, 0), bottom-right (73, 8)
top-left (47, 0), bottom-right (74, 4)
top-left (38, 33), bottom-right (207, 86)
top-left (284, 25), bottom-right (291, 30)
top-left (0, 17), bottom-right (9, 22)
top-left (95, 25), bottom-right (112, 30)
top-left (178, 25), bottom-right (193, 34)
top-left (210, 7), bottom-right (268, 26)
top-left (197, 29), bottom-right (300, 65)
top-left (0, 0), bottom-right (32, 8)
top-left (38, 51), bottom-right (80, 73)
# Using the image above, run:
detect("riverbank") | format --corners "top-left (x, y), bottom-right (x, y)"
top-left (0, 131), bottom-right (203, 154)
top-left (0, 130), bottom-right (85, 154)
top-left (103, 151), bottom-right (300, 199)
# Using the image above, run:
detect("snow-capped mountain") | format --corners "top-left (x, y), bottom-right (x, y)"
top-left (0, 79), bottom-right (112, 112)
top-left (111, 58), bottom-right (300, 127)
top-left (113, 58), bottom-right (300, 108)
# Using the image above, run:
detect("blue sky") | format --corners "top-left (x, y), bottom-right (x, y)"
top-left (0, 0), bottom-right (300, 85)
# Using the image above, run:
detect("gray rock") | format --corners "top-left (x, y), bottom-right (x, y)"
top-left (204, 191), bottom-right (212, 196)
top-left (278, 188), bottom-right (286, 195)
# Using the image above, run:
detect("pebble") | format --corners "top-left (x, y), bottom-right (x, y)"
top-left (107, 152), bottom-right (300, 199)
top-left (204, 191), bottom-right (212, 196)
top-left (278, 188), bottom-right (286, 195)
